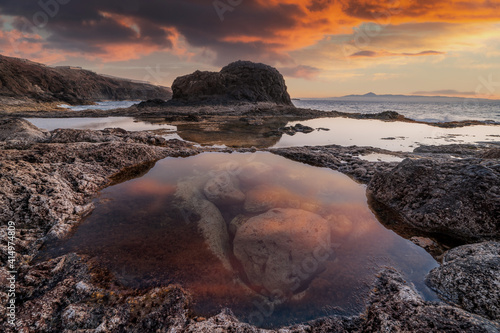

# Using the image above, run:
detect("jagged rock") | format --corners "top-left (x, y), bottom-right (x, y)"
top-left (0, 118), bottom-right (49, 142)
top-left (367, 158), bottom-right (500, 242)
top-left (170, 60), bottom-right (293, 106)
top-left (362, 268), bottom-right (500, 332)
top-left (233, 208), bottom-right (331, 296)
top-left (279, 123), bottom-right (315, 136)
top-left (426, 242), bottom-right (500, 320)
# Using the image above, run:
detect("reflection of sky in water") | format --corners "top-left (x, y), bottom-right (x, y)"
top-left (25, 117), bottom-right (176, 132)
top-left (40, 152), bottom-right (438, 328)
top-left (273, 118), bottom-right (500, 152)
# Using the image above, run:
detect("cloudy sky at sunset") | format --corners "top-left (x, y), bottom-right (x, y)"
top-left (1, 0), bottom-right (499, 98)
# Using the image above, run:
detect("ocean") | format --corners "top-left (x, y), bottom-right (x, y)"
top-left (292, 99), bottom-right (500, 123)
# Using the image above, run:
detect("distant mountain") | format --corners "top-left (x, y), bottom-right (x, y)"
top-left (0, 54), bottom-right (172, 105)
top-left (332, 92), bottom-right (498, 103)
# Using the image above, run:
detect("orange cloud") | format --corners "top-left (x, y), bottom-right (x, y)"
top-left (0, 30), bottom-right (67, 64)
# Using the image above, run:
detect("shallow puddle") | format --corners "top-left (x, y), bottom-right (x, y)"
top-left (40, 152), bottom-right (438, 328)
top-left (273, 118), bottom-right (500, 151)
top-left (25, 117), bottom-right (176, 132)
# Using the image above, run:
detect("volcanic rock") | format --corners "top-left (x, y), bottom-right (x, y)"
top-left (170, 60), bottom-right (293, 106)
top-left (0, 54), bottom-right (171, 105)
top-left (367, 158), bottom-right (500, 242)
top-left (426, 242), bottom-right (500, 320)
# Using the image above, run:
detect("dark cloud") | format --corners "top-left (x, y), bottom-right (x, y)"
top-left (0, 0), bottom-right (303, 64)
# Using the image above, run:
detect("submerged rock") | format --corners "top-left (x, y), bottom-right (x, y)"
top-left (426, 242), bottom-right (500, 321)
top-left (203, 173), bottom-right (245, 205)
top-left (176, 175), bottom-right (232, 270)
top-left (233, 208), bottom-right (332, 296)
top-left (367, 158), bottom-right (500, 242)
top-left (170, 60), bottom-right (293, 106)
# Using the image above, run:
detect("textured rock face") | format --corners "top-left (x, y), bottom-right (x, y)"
top-left (426, 242), bottom-right (500, 320)
top-left (233, 208), bottom-right (331, 296)
top-left (362, 269), bottom-right (500, 332)
top-left (367, 158), bottom-right (500, 242)
top-left (0, 118), bottom-right (49, 143)
top-left (170, 60), bottom-right (293, 106)
top-left (0, 54), bottom-right (171, 104)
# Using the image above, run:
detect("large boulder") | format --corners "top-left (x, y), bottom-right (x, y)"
top-left (426, 242), bottom-right (500, 321)
top-left (169, 61), bottom-right (293, 106)
top-left (233, 208), bottom-right (331, 297)
top-left (367, 158), bottom-right (500, 242)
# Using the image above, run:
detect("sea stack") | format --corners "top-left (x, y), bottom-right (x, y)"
top-left (169, 60), bottom-right (293, 106)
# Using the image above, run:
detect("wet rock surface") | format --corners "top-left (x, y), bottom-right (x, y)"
top-left (271, 145), bottom-right (409, 184)
top-left (169, 61), bottom-right (293, 106)
top-left (426, 242), bottom-right (500, 321)
top-left (367, 158), bottom-right (500, 242)
top-left (1, 119), bottom-right (499, 332)
top-left (361, 269), bottom-right (500, 332)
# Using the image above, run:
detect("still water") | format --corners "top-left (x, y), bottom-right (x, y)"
top-left (40, 152), bottom-right (437, 328)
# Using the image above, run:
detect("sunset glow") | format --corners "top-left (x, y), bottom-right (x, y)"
top-left (1, 0), bottom-right (499, 97)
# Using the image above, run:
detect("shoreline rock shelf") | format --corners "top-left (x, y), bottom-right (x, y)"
top-left (1, 115), bottom-right (500, 331)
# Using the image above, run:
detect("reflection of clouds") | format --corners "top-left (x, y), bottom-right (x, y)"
top-left (24, 117), bottom-right (177, 132)
top-left (274, 118), bottom-right (500, 152)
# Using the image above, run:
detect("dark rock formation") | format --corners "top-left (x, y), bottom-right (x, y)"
top-left (367, 158), bottom-right (500, 242)
top-left (361, 269), bottom-right (500, 332)
top-left (271, 145), bottom-right (407, 184)
top-left (169, 60), bottom-right (293, 106)
top-left (0, 54), bottom-right (172, 105)
top-left (426, 242), bottom-right (500, 320)
top-left (268, 123), bottom-right (315, 136)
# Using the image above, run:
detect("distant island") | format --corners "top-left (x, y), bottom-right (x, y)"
top-left (320, 92), bottom-right (500, 103)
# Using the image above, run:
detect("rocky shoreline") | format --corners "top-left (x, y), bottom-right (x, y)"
top-left (1, 59), bottom-right (499, 332)
top-left (0, 116), bottom-right (499, 332)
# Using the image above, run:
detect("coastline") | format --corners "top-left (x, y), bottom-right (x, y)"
top-left (0, 106), bottom-right (500, 332)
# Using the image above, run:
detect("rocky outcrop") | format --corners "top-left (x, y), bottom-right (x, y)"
top-left (426, 242), bottom-right (500, 321)
top-left (0, 54), bottom-right (171, 105)
top-left (0, 118), bottom-right (49, 143)
top-left (169, 61), bottom-right (293, 106)
top-left (361, 269), bottom-right (500, 332)
top-left (233, 208), bottom-right (331, 296)
top-left (367, 158), bottom-right (500, 242)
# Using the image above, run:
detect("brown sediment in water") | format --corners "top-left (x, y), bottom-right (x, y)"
top-left (38, 152), bottom-right (439, 328)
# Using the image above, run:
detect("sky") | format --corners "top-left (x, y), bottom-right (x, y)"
top-left (1, 0), bottom-right (500, 98)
